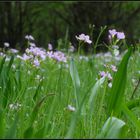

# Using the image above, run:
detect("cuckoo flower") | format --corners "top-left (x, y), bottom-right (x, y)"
top-left (76, 33), bottom-right (92, 44)
top-left (117, 32), bottom-right (125, 40)
top-left (48, 43), bottom-right (53, 51)
top-left (109, 29), bottom-right (117, 37)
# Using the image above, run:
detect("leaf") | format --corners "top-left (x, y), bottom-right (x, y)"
top-left (24, 94), bottom-right (54, 138)
top-left (107, 48), bottom-right (132, 116)
top-left (23, 126), bottom-right (34, 139)
top-left (127, 98), bottom-right (140, 110)
top-left (70, 58), bottom-right (80, 89)
top-left (34, 126), bottom-right (45, 138)
top-left (97, 116), bottom-right (126, 138)
top-left (69, 58), bottom-right (80, 108)
top-left (0, 56), bottom-right (6, 76)
top-left (33, 79), bottom-right (44, 101)
top-left (88, 77), bottom-right (106, 113)
top-left (0, 110), bottom-right (6, 138)
top-left (122, 103), bottom-right (140, 133)
top-left (6, 55), bottom-right (14, 74)
top-left (5, 114), bottom-right (18, 139)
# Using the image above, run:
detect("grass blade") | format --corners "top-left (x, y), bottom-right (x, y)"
top-left (0, 56), bottom-right (6, 76)
top-left (70, 58), bottom-right (80, 108)
top-left (107, 48), bottom-right (132, 116)
top-left (88, 76), bottom-right (105, 113)
top-left (5, 114), bottom-right (18, 139)
top-left (0, 110), bottom-right (6, 138)
top-left (97, 116), bottom-right (126, 138)
top-left (122, 103), bottom-right (140, 133)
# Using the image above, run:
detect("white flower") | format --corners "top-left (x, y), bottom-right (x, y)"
top-left (108, 82), bottom-right (112, 88)
top-left (68, 45), bottom-right (75, 52)
top-left (113, 49), bottom-right (119, 56)
top-left (107, 73), bottom-right (113, 81)
top-left (4, 42), bottom-right (10, 47)
top-left (9, 49), bottom-right (19, 54)
top-left (9, 103), bottom-right (21, 110)
top-left (76, 33), bottom-right (92, 44)
top-left (48, 43), bottom-right (53, 51)
top-left (25, 35), bottom-right (35, 41)
top-left (67, 105), bottom-right (76, 112)
top-left (29, 42), bottom-right (36, 47)
top-left (112, 45), bottom-right (119, 49)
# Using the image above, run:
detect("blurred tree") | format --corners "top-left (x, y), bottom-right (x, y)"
top-left (0, 1), bottom-right (140, 52)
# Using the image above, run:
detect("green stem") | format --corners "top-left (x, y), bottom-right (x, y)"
top-left (94, 26), bottom-right (107, 54)
top-left (96, 78), bottom-right (108, 132)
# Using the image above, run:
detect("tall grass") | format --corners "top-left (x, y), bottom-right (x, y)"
top-left (0, 27), bottom-right (140, 138)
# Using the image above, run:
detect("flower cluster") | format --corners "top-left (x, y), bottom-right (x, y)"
top-left (98, 64), bottom-right (118, 88)
top-left (76, 33), bottom-right (92, 44)
top-left (46, 51), bottom-right (67, 63)
top-left (25, 35), bottom-right (35, 41)
top-left (48, 43), bottom-right (53, 51)
top-left (108, 29), bottom-right (125, 57)
top-left (18, 45), bottom-right (47, 67)
top-left (9, 103), bottom-right (22, 111)
top-left (17, 35), bottom-right (47, 67)
top-left (109, 29), bottom-right (125, 40)
top-left (99, 71), bottom-right (113, 88)
top-left (104, 64), bottom-right (118, 72)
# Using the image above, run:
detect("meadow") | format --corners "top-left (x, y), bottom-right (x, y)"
top-left (0, 28), bottom-right (140, 139)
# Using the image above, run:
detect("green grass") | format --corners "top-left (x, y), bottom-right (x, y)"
top-left (0, 39), bottom-right (140, 138)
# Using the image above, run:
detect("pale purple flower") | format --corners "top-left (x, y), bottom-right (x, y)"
top-left (48, 43), bottom-right (53, 51)
top-left (110, 65), bottom-right (117, 72)
top-left (99, 71), bottom-right (107, 77)
top-left (46, 51), bottom-right (54, 58)
top-left (33, 59), bottom-right (40, 67)
top-left (99, 71), bottom-right (112, 81)
top-left (117, 32), bottom-right (125, 40)
top-left (109, 29), bottom-right (117, 36)
top-left (76, 33), bottom-right (92, 44)
top-left (17, 54), bottom-right (31, 61)
top-left (4, 42), bottom-right (10, 48)
top-left (25, 46), bottom-right (46, 60)
top-left (52, 51), bottom-right (67, 63)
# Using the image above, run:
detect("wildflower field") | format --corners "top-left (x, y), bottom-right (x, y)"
top-left (0, 27), bottom-right (140, 139)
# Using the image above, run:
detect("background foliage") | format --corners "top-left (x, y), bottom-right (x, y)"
top-left (0, 1), bottom-right (140, 51)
